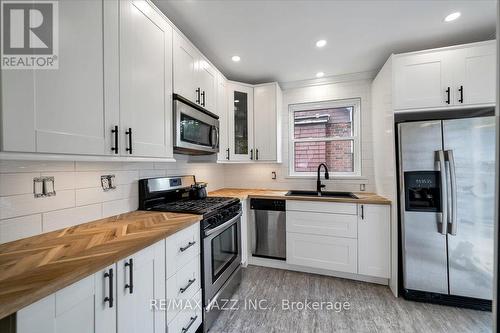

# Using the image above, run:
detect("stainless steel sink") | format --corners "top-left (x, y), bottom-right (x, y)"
top-left (285, 190), bottom-right (358, 199)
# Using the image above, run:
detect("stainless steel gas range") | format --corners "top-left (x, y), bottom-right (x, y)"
top-left (138, 176), bottom-right (242, 332)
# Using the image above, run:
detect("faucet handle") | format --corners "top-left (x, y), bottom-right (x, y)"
top-left (320, 184), bottom-right (326, 189)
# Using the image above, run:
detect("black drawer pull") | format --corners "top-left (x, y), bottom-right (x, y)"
top-left (458, 85), bottom-right (463, 103)
top-left (180, 241), bottom-right (196, 252)
top-left (111, 126), bottom-right (119, 154)
top-left (124, 258), bottom-right (133, 294)
top-left (201, 91), bottom-right (206, 107)
top-left (445, 87), bottom-right (450, 104)
top-left (256, 149), bottom-right (259, 160)
top-left (180, 278), bottom-right (196, 293)
top-left (103, 268), bottom-right (114, 308)
top-left (226, 148), bottom-right (230, 160)
top-left (181, 315), bottom-right (198, 333)
top-left (125, 128), bottom-right (133, 154)
top-left (196, 88), bottom-right (201, 104)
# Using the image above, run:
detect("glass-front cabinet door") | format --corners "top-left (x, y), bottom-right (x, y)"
top-left (227, 82), bottom-right (254, 161)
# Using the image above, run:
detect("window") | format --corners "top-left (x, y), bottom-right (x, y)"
top-left (289, 98), bottom-right (361, 177)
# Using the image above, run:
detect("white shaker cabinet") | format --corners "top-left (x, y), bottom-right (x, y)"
top-left (173, 31), bottom-right (199, 105)
top-left (216, 74), bottom-right (230, 162)
top-left (198, 60), bottom-right (218, 113)
top-left (253, 83), bottom-right (282, 162)
top-left (357, 204), bottom-right (391, 278)
top-left (117, 240), bottom-right (165, 333)
top-left (0, 0), bottom-right (119, 155)
top-left (393, 40), bottom-right (496, 110)
top-left (119, 0), bottom-right (173, 158)
top-left (95, 265), bottom-right (118, 333)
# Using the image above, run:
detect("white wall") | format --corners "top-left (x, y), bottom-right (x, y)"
top-left (0, 155), bottom-right (224, 244)
top-left (224, 78), bottom-right (375, 192)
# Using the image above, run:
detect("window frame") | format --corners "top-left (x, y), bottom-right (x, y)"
top-left (288, 98), bottom-right (362, 178)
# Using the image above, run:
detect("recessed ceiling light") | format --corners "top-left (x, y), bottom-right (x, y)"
top-left (231, 55), bottom-right (241, 62)
top-left (316, 72), bottom-right (324, 78)
top-left (444, 12), bottom-right (461, 22)
top-left (316, 39), bottom-right (327, 48)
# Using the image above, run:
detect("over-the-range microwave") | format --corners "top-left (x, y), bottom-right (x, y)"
top-left (173, 94), bottom-right (219, 155)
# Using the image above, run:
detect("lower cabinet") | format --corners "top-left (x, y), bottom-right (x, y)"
top-left (286, 201), bottom-right (390, 279)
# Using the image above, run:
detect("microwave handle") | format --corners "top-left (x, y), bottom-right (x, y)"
top-left (211, 126), bottom-right (219, 149)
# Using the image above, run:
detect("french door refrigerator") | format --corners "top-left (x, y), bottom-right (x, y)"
top-left (397, 112), bottom-right (495, 310)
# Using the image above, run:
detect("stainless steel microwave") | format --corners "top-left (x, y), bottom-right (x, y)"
top-left (173, 94), bottom-right (219, 155)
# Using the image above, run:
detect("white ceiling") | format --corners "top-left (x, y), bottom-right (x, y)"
top-left (153, 0), bottom-right (497, 84)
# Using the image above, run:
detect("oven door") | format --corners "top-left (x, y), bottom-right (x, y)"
top-left (203, 211), bottom-right (242, 305)
top-left (174, 97), bottom-right (219, 154)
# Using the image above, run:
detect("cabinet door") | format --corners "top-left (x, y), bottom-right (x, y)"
top-left (198, 60), bottom-right (217, 113)
top-left (17, 276), bottom-right (96, 333)
top-left (357, 204), bottom-right (390, 278)
top-left (1, 0), bottom-right (119, 154)
top-left (216, 75), bottom-right (229, 161)
top-left (173, 31), bottom-right (199, 104)
top-left (95, 264), bottom-right (117, 333)
top-left (119, 0), bottom-right (173, 158)
top-left (117, 240), bottom-right (165, 333)
top-left (227, 82), bottom-right (254, 161)
top-left (253, 83), bottom-right (279, 161)
top-left (454, 42), bottom-right (496, 106)
top-left (393, 50), bottom-right (453, 110)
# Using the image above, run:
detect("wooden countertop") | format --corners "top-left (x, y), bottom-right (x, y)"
top-left (209, 188), bottom-right (391, 205)
top-left (0, 211), bottom-right (201, 319)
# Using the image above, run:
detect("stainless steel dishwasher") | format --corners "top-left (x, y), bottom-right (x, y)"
top-left (250, 198), bottom-right (286, 260)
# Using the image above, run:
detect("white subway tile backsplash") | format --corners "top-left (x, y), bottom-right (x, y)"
top-left (139, 169), bottom-right (166, 178)
top-left (0, 190), bottom-right (76, 220)
top-left (0, 160), bottom-right (75, 173)
top-left (42, 204), bottom-right (102, 232)
top-left (0, 173), bottom-right (39, 196)
top-left (41, 172), bottom-right (76, 191)
top-left (75, 161), bottom-right (123, 172)
top-left (0, 215), bottom-right (42, 243)
top-left (102, 197), bottom-right (138, 218)
top-left (75, 184), bottom-right (136, 206)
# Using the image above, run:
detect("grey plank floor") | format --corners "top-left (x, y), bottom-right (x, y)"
top-left (209, 265), bottom-right (492, 333)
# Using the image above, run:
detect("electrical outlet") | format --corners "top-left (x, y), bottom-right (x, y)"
top-left (360, 183), bottom-right (366, 191)
top-left (33, 177), bottom-right (56, 198)
top-left (101, 175), bottom-right (116, 191)
top-left (271, 171), bottom-right (277, 180)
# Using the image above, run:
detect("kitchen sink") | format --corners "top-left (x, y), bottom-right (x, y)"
top-left (285, 190), bottom-right (358, 199)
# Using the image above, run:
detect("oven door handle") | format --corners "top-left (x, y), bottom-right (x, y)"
top-left (204, 211), bottom-right (242, 237)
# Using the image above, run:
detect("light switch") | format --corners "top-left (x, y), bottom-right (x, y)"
top-left (109, 175), bottom-right (116, 189)
top-left (33, 178), bottom-right (44, 198)
top-left (43, 177), bottom-right (56, 196)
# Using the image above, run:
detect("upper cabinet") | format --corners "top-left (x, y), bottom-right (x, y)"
top-left (393, 40), bottom-right (496, 110)
top-left (216, 74), bottom-right (229, 162)
top-left (253, 83), bottom-right (282, 162)
top-left (227, 82), bottom-right (254, 161)
top-left (119, 0), bottom-right (173, 158)
top-left (1, 0), bottom-right (119, 155)
top-left (173, 31), bottom-right (217, 113)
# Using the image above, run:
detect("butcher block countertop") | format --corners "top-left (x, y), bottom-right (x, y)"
top-left (0, 211), bottom-right (201, 320)
top-left (209, 188), bottom-right (391, 205)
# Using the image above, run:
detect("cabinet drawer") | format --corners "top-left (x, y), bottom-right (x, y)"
top-left (166, 255), bottom-right (201, 322)
top-left (286, 232), bottom-right (357, 273)
top-left (166, 222), bottom-right (200, 278)
top-left (287, 200), bottom-right (357, 215)
top-left (167, 289), bottom-right (202, 333)
top-left (287, 211), bottom-right (357, 238)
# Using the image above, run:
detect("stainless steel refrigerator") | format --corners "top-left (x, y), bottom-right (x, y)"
top-left (397, 111), bottom-right (496, 309)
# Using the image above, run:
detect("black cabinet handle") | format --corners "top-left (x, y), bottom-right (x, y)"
top-left (226, 148), bottom-right (230, 160)
top-left (256, 149), bottom-right (259, 160)
top-left (124, 258), bottom-right (133, 294)
top-left (201, 91), bottom-right (206, 107)
top-left (180, 241), bottom-right (196, 252)
top-left (250, 149), bottom-right (253, 160)
top-left (125, 128), bottom-right (132, 154)
top-left (181, 316), bottom-right (198, 333)
top-left (196, 88), bottom-right (201, 104)
top-left (360, 205), bottom-right (364, 220)
top-left (458, 85), bottom-right (463, 103)
top-left (103, 268), bottom-right (114, 308)
top-left (111, 126), bottom-right (119, 154)
top-left (445, 87), bottom-right (450, 104)
top-left (180, 278), bottom-right (196, 293)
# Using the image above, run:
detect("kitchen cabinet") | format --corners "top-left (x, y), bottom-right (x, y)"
top-left (253, 83), bottom-right (282, 162)
top-left (216, 74), bottom-right (229, 161)
top-left (225, 81), bottom-right (282, 162)
top-left (0, 0), bottom-right (119, 155)
top-left (119, 0), bottom-right (173, 158)
top-left (16, 241), bottom-right (166, 333)
top-left (285, 200), bottom-right (390, 279)
top-left (393, 40), bottom-right (496, 110)
top-left (227, 82), bottom-right (255, 161)
top-left (117, 240), bottom-right (165, 333)
top-left (173, 32), bottom-right (217, 113)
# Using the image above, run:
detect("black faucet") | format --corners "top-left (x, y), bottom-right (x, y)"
top-left (316, 163), bottom-right (329, 195)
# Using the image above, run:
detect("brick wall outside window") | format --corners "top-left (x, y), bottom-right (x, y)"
top-left (293, 108), bottom-right (354, 173)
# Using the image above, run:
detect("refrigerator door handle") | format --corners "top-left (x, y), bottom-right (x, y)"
top-left (436, 150), bottom-right (448, 235)
top-left (446, 150), bottom-right (457, 235)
